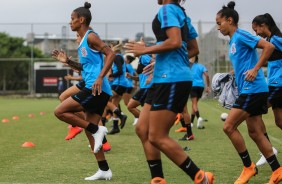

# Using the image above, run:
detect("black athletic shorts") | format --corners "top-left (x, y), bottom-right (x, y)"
top-left (75, 80), bottom-right (86, 90)
top-left (124, 87), bottom-right (134, 94)
top-left (190, 86), bottom-right (204, 99)
top-left (72, 87), bottom-right (110, 116)
top-left (232, 92), bottom-right (268, 116)
top-left (132, 88), bottom-right (149, 106)
top-left (268, 86), bottom-right (282, 109)
top-left (111, 85), bottom-right (126, 96)
top-left (148, 81), bottom-right (192, 113)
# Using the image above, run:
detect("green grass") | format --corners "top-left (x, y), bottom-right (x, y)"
top-left (0, 97), bottom-right (281, 184)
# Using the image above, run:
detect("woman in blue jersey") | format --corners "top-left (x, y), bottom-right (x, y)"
top-left (52, 2), bottom-right (115, 181)
top-left (125, 0), bottom-right (214, 183)
top-left (127, 54), bottom-right (154, 126)
top-left (252, 13), bottom-right (282, 175)
top-left (190, 55), bottom-right (210, 129)
top-left (216, 2), bottom-right (281, 184)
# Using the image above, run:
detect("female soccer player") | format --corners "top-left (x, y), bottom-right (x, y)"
top-left (125, 0), bottom-right (214, 183)
top-left (216, 2), bottom-right (281, 184)
top-left (52, 2), bottom-right (114, 180)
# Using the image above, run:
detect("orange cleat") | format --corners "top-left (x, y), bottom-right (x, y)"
top-left (268, 167), bottom-right (282, 184)
top-left (65, 126), bottom-right (83, 140)
top-left (234, 162), bottom-right (257, 184)
top-left (103, 141), bottom-right (111, 152)
top-left (174, 113), bottom-right (181, 125)
top-left (151, 177), bottom-right (166, 184)
top-left (194, 170), bottom-right (214, 184)
top-left (175, 127), bottom-right (187, 133)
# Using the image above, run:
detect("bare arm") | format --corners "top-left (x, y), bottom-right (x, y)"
top-left (187, 38), bottom-right (199, 59)
top-left (203, 71), bottom-right (211, 93)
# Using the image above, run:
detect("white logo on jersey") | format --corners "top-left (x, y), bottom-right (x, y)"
top-left (80, 47), bottom-right (88, 57)
top-left (230, 42), bottom-right (236, 54)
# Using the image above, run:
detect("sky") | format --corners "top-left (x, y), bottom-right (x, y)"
top-left (0, 0), bottom-right (281, 38)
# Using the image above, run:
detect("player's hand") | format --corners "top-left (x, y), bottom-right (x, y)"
top-left (52, 49), bottom-right (68, 63)
top-left (244, 68), bottom-right (258, 82)
top-left (92, 77), bottom-right (103, 96)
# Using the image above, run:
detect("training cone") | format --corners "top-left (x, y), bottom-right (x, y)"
top-left (12, 116), bottom-right (19, 120)
top-left (39, 112), bottom-right (45, 116)
top-left (21, 142), bottom-right (35, 148)
top-left (2, 118), bottom-right (10, 123)
top-left (28, 114), bottom-right (35, 118)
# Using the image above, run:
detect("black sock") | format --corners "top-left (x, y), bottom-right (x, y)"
top-left (180, 118), bottom-right (185, 128)
top-left (239, 150), bottom-right (252, 167)
top-left (147, 160), bottom-right (164, 179)
top-left (86, 123), bottom-right (98, 134)
top-left (191, 114), bottom-right (195, 123)
top-left (195, 111), bottom-right (200, 119)
top-left (264, 133), bottom-right (271, 142)
top-left (98, 160), bottom-right (109, 171)
top-left (186, 123), bottom-right (193, 137)
top-left (179, 157), bottom-right (200, 181)
top-left (103, 137), bottom-right (107, 144)
top-left (101, 117), bottom-right (106, 126)
top-left (266, 154), bottom-right (280, 171)
top-left (113, 108), bottom-right (123, 119)
top-left (106, 109), bottom-right (113, 116)
top-left (113, 120), bottom-right (119, 129)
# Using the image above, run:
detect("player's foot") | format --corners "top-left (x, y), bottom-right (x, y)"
top-left (84, 169), bottom-right (112, 180)
top-left (175, 127), bottom-right (187, 133)
top-left (65, 126), bottom-right (83, 140)
top-left (108, 128), bottom-right (120, 135)
top-left (179, 134), bottom-right (194, 141)
top-left (120, 115), bottom-right (127, 129)
top-left (194, 170), bottom-right (214, 184)
top-left (268, 167), bottom-right (282, 184)
top-left (132, 118), bottom-right (139, 126)
top-left (103, 141), bottom-right (111, 152)
top-left (234, 162), bottom-right (258, 184)
top-left (256, 147), bottom-right (278, 166)
top-left (197, 117), bottom-right (207, 129)
top-left (92, 126), bottom-right (108, 153)
top-left (151, 177), bottom-right (166, 184)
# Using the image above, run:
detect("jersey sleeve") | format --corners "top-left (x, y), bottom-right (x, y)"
top-left (271, 35), bottom-right (282, 51)
top-left (237, 29), bottom-right (260, 49)
top-left (158, 5), bottom-right (183, 29)
top-left (186, 16), bottom-right (198, 40)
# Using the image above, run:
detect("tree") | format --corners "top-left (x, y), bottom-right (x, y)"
top-left (0, 32), bottom-right (45, 91)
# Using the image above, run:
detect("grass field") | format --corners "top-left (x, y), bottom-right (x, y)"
top-left (0, 96), bottom-right (281, 184)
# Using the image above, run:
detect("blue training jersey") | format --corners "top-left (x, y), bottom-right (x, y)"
top-left (153, 3), bottom-right (192, 83)
top-left (228, 29), bottom-right (268, 94)
top-left (139, 54), bottom-right (153, 89)
top-left (78, 30), bottom-right (112, 96)
top-left (111, 54), bottom-right (128, 87)
top-left (191, 63), bottom-right (207, 87)
top-left (125, 63), bottom-right (135, 88)
top-left (186, 16), bottom-right (198, 41)
top-left (268, 35), bottom-right (282, 87)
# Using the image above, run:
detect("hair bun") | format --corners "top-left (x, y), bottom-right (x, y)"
top-left (84, 2), bottom-right (91, 9)
top-left (227, 1), bottom-right (235, 9)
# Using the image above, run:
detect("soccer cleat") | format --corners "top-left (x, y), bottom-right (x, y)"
top-left (132, 118), bottom-right (139, 126)
top-left (108, 128), bottom-right (120, 135)
top-left (151, 177), bottom-right (166, 184)
top-left (234, 162), bottom-right (258, 184)
top-left (120, 115), bottom-right (127, 129)
top-left (268, 167), bottom-right (282, 184)
top-left (175, 127), bottom-right (187, 133)
top-left (194, 170), bottom-right (214, 184)
top-left (65, 126), bottom-right (83, 140)
top-left (92, 126), bottom-right (108, 153)
top-left (174, 113), bottom-right (181, 125)
top-left (256, 147), bottom-right (278, 166)
top-left (103, 141), bottom-right (111, 152)
top-left (179, 134), bottom-right (194, 141)
top-left (197, 117), bottom-right (207, 129)
top-left (84, 169), bottom-right (112, 180)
